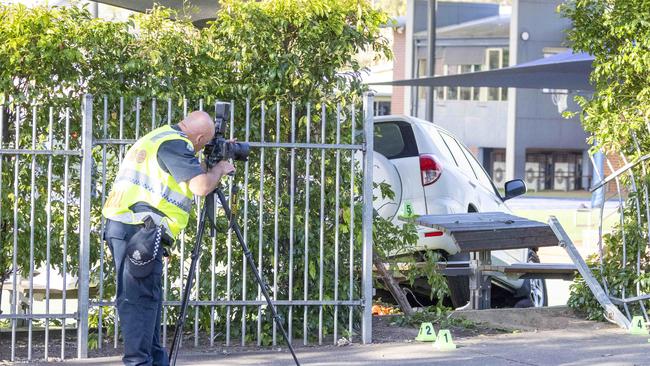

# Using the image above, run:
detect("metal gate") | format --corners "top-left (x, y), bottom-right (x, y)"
top-left (588, 142), bottom-right (650, 326)
top-left (0, 93), bottom-right (375, 361)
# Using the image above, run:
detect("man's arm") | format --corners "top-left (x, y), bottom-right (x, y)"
top-left (157, 140), bottom-right (235, 197)
top-left (188, 161), bottom-right (235, 196)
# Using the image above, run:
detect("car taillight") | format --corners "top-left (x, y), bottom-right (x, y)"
top-left (419, 154), bottom-right (442, 186)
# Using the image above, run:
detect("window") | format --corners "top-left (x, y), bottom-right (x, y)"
top-left (374, 121), bottom-right (419, 159)
top-left (375, 123), bottom-right (404, 158)
top-left (445, 65), bottom-right (458, 100)
top-left (462, 146), bottom-right (498, 193)
top-left (488, 49), bottom-right (501, 69)
top-left (460, 65), bottom-right (473, 73)
top-left (488, 87), bottom-right (501, 101)
top-left (471, 64), bottom-right (482, 101)
top-left (437, 64), bottom-right (483, 101)
top-left (438, 131), bottom-right (477, 179)
top-left (459, 87), bottom-right (472, 101)
top-left (417, 58), bottom-right (427, 77)
top-left (458, 64), bottom-right (483, 101)
top-left (525, 150), bottom-right (584, 191)
top-left (419, 123), bottom-right (455, 163)
top-left (486, 48), bottom-right (509, 101)
top-left (435, 86), bottom-right (444, 101)
top-left (374, 101), bottom-right (391, 116)
top-left (415, 58), bottom-right (428, 118)
top-left (459, 65), bottom-right (473, 100)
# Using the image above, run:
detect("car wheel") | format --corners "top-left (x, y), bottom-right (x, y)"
top-left (446, 251), bottom-right (470, 309)
top-left (514, 250), bottom-right (548, 308)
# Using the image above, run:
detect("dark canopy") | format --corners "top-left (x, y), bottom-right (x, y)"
top-left (372, 51), bottom-right (594, 91)
top-left (95, 0), bottom-right (219, 27)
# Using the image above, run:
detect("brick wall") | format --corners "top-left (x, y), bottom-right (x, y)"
top-left (603, 152), bottom-right (625, 194)
top-left (391, 28), bottom-right (406, 115)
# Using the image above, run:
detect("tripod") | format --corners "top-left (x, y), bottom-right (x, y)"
top-left (168, 185), bottom-right (300, 366)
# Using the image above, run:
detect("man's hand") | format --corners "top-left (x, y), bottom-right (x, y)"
top-left (211, 160), bottom-right (235, 177)
top-left (189, 160), bottom-right (236, 196)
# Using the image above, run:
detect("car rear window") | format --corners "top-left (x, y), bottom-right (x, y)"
top-left (438, 131), bottom-right (478, 179)
top-left (374, 121), bottom-right (418, 159)
top-left (418, 123), bottom-right (455, 163)
top-left (460, 143), bottom-right (500, 196)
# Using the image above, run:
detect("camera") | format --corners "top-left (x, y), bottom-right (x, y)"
top-left (204, 102), bottom-right (250, 169)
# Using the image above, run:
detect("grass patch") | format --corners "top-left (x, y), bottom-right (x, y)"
top-left (498, 189), bottom-right (593, 199)
top-left (512, 208), bottom-right (618, 245)
top-left (521, 190), bottom-right (593, 199)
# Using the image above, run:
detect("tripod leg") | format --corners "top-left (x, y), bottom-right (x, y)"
top-left (215, 187), bottom-right (301, 366)
top-left (169, 196), bottom-right (210, 366)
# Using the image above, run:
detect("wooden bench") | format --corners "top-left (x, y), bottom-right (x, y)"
top-left (411, 212), bottom-right (630, 329)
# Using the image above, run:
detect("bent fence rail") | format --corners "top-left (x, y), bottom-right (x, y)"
top-left (589, 144), bottom-right (650, 325)
top-left (0, 93), bottom-right (375, 361)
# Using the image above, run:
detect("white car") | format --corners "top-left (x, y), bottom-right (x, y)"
top-left (372, 115), bottom-right (546, 308)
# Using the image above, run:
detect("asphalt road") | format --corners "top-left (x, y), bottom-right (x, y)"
top-left (39, 327), bottom-right (650, 366)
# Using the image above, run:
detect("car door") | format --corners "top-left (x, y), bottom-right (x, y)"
top-left (456, 140), bottom-right (526, 265)
top-left (458, 143), bottom-right (505, 212)
top-left (436, 131), bottom-right (482, 211)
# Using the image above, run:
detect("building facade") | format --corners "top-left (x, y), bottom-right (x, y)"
top-left (390, 0), bottom-right (591, 191)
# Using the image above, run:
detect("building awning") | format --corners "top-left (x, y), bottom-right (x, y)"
top-left (95, 0), bottom-right (219, 27)
top-left (372, 51), bottom-right (595, 91)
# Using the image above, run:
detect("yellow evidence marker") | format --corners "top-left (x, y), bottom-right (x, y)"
top-left (433, 329), bottom-right (456, 350)
top-left (415, 322), bottom-right (436, 342)
top-left (630, 316), bottom-right (649, 335)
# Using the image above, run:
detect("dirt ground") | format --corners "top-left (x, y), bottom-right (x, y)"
top-left (372, 313), bottom-right (509, 343)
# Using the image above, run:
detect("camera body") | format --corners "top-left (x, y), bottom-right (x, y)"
top-left (204, 102), bottom-right (250, 169)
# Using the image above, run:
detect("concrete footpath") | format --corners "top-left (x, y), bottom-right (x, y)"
top-left (41, 327), bottom-right (650, 366)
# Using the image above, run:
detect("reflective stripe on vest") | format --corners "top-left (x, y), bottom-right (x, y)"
top-left (151, 129), bottom-right (188, 142)
top-left (115, 169), bottom-right (192, 213)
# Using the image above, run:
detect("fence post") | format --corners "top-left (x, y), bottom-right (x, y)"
top-left (78, 94), bottom-right (93, 358)
top-left (361, 92), bottom-right (374, 344)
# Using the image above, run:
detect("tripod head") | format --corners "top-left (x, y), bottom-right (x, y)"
top-left (203, 102), bottom-right (250, 169)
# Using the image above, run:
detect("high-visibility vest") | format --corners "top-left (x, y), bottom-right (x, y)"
top-left (102, 125), bottom-right (195, 239)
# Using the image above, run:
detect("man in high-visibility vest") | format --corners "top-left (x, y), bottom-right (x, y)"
top-left (102, 111), bottom-right (234, 366)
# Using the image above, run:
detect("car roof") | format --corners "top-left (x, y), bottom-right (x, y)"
top-left (373, 114), bottom-right (458, 139)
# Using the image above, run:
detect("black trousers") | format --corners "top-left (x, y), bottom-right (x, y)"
top-left (104, 219), bottom-right (168, 366)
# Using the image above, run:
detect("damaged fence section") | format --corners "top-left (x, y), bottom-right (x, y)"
top-left (0, 93), bottom-right (375, 361)
top-left (587, 144), bottom-right (650, 325)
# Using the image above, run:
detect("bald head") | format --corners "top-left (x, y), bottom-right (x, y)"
top-left (178, 111), bottom-right (215, 152)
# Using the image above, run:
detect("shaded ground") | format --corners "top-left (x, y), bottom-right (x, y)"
top-left (5, 306), bottom-right (628, 366)
top-left (0, 328), bottom-right (120, 363)
top-left (26, 313), bottom-right (650, 366)
top-left (0, 310), bottom-right (508, 364)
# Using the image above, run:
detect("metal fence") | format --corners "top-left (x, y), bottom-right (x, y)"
top-left (0, 93), bottom-right (375, 361)
top-left (589, 137), bottom-right (650, 326)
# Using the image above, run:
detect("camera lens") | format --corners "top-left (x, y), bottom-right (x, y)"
top-left (231, 142), bottom-right (250, 161)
